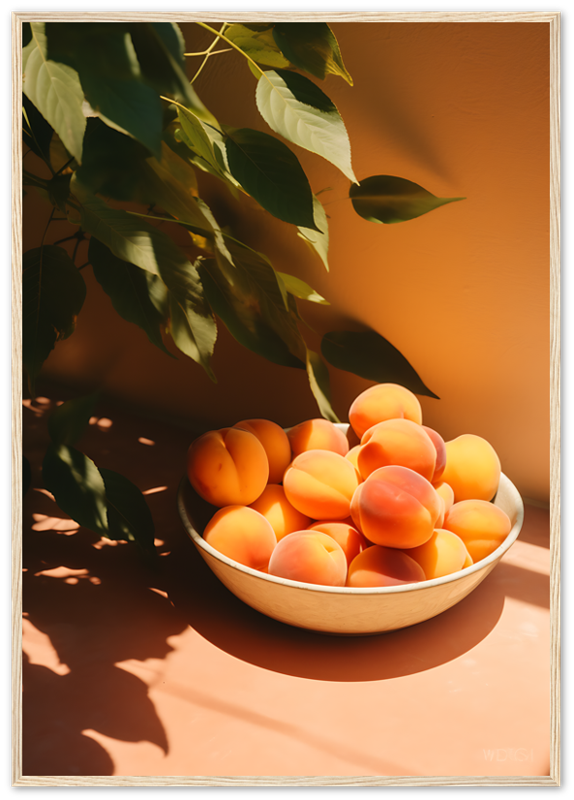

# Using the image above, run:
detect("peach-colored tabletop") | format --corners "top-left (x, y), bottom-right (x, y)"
top-left (21, 391), bottom-right (551, 780)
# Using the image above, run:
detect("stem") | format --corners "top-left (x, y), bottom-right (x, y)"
top-left (194, 21), bottom-right (270, 85)
top-left (54, 155), bottom-right (75, 177)
top-left (185, 47), bottom-right (232, 57)
top-left (40, 208), bottom-right (55, 248)
top-left (22, 107), bottom-right (55, 176)
top-left (189, 23), bottom-right (229, 84)
top-left (52, 234), bottom-right (77, 246)
top-left (77, 261), bottom-right (90, 270)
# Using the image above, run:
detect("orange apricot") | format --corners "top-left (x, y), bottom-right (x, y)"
top-left (422, 425), bottom-right (447, 485)
top-left (434, 481), bottom-right (455, 514)
top-left (406, 529), bottom-right (473, 580)
top-left (268, 530), bottom-right (347, 586)
top-left (187, 427), bottom-right (269, 507)
top-left (283, 450), bottom-right (361, 520)
top-left (249, 484), bottom-right (311, 541)
top-left (345, 445), bottom-right (362, 471)
top-left (350, 465), bottom-right (442, 549)
top-left (441, 434), bottom-right (502, 502)
top-left (287, 418), bottom-right (349, 458)
top-left (347, 545), bottom-right (425, 587)
top-left (203, 505), bottom-right (277, 571)
top-left (309, 520), bottom-right (370, 566)
top-left (348, 383), bottom-right (423, 440)
top-left (443, 499), bottom-right (512, 562)
top-left (357, 418), bottom-right (437, 482)
top-left (233, 418), bottom-right (292, 484)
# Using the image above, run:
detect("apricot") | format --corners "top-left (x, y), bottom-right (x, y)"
top-left (268, 530), bottom-right (347, 586)
top-left (348, 383), bottom-right (423, 440)
top-left (357, 418), bottom-right (436, 482)
top-left (309, 520), bottom-right (370, 566)
top-left (443, 499), bottom-right (512, 563)
top-left (434, 481), bottom-right (455, 514)
top-left (422, 425), bottom-right (447, 484)
top-left (249, 484), bottom-right (311, 541)
top-left (441, 433), bottom-right (501, 502)
top-left (287, 418), bottom-right (349, 458)
top-left (203, 505), bottom-right (277, 571)
top-left (351, 465), bottom-right (442, 549)
top-left (187, 427), bottom-right (269, 507)
top-left (347, 545), bottom-right (425, 587)
top-left (406, 529), bottom-right (473, 580)
top-left (345, 445), bottom-right (362, 471)
top-left (233, 418), bottom-right (291, 484)
top-left (283, 450), bottom-right (361, 520)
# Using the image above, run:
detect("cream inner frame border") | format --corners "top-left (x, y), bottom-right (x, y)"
top-left (11, 10), bottom-right (561, 788)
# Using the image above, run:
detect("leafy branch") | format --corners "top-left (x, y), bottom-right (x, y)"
top-left (21, 20), bottom-right (460, 562)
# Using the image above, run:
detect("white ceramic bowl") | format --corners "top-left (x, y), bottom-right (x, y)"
top-left (177, 430), bottom-right (524, 636)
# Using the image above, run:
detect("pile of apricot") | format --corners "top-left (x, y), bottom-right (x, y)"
top-left (186, 384), bottom-right (512, 589)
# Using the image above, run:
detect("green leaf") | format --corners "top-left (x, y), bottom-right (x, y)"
top-left (45, 22), bottom-right (163, 158)
top-left (349, 176), bottom-right (465, 224)
top-left (297, 195), bottom-right (329, 271)
top-left (198, 231), bottom-right (308, 369)
top-left (47, 393), bottom-right (100, 446)
top-left (71, 177), bottom-right (217, 377)
top-left (277, 272), bottom-right (329, 305)
top-left (225, 25), bottom-right (290, 68)
top-left (47, 172), bottom-right (71, 212)
top-left (42, 443), bottom-right (109, 536)
top-left (176, 107), bottom-right (229, 181)
top-left (22, 23), bottom-right (86, 162)
top-left (225, 127), bottom-right (317, 229)
top-left (272, 23), bottom-right (353, 85)
top-left (23, 456), bottom-right (32, 496)
top-left (99, 467), bottom-right (156, 555)
top-left (88, 237), bottom-right (173, 357)
top-left (23, 245), bottom-right (87, 396)
top-left (167, 292), bottom-right (217, 381)
top-left (22, 93), bottom-right (53, 164)
top-left (305, 348), bottom-right (340, 422)
top-left (256, 69), bottom-right (356, 183)
top-left (199, 260), bottom-right (304, 370)
top-left (321, 330), bottom-right (439, 399)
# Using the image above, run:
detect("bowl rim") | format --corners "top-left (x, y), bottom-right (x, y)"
top-left (177, 469), bottom-right (525, 597)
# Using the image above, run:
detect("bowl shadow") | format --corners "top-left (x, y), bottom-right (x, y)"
top-left (165, 528), bottom-right (506, 683)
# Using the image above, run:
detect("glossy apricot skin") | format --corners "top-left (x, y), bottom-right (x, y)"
top-left (283, 450), bottom-right (361, 521)
top-left (203, 505), bottom-right (277, 571)
top-left (346, 545), bottom-right (426, 587)
top-left (406, 529), bottom-right (473, 580)
top-left (348, 383), bottom-right (423, 440)
top-left (350, 465), bottom-right (442, 549)
top-left (268, 531), bottom-right (348, 586)
top-left (187, 427), bottom-right (269, 507)
top-left (441, 434), bottom-right (502, 502)
top-left (233, 419), bottom-right (292, 484)
top-left (309, 521), bottom-right (370, 566)
top-left (443, 499), bottom-right (512, 563)
top-left (434, 481), bottom-right (455, 514)
top-left (345, 445), bottom-right (362, 471)
top-left (249, 484), bottom-right (311, 542)
top-left (422, 426), bottom-right (447, 485)
top-left (357, 419), bottom-right (437, 482)
top-left (287, 418), bottom-right (349, 458)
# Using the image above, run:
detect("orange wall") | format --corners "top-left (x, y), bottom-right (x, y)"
top-left (25, 21), bottom-right (551, 502)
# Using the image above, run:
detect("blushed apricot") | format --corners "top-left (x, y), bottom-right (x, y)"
top-left (233, 418), bottom-right (291, 484)
top-left (351, 465), bottom-right (442, 549)
top-left (345, 445), bottom-right (362, 471)
top-left (443, 499), bottom-right (512, 562)
top-left (203, 505), bottom-right (277, 571)
top-left (422, 425), bottom-right (447, 485)
top-left (287, 418), bottom-right (349, 458)
top-left (347, 545), bottom-right (425, 587)
top-left (268, 531), bottom-right (347, 586)
top-left (309, 520), bottom-right (370, 566)
top-left (441, 434), bottom-right (501, 502)
top-left (357, 418), bottom-right (436, 482)
top-left (187, 427), bottom-right (269, 507)
top-left (283, 450), bottom-right (361, 520)
top-left (406, 529), bottom-right (473, 580)
top-left (434, 481), bottom-right (455, 514)
top-left (348, 383), bottom-right (423, 440)
top-left (249, 484), bottom-right (311, 541)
